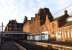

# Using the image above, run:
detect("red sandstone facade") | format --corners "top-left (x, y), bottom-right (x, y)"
top-left (22, 8), bottom-right (72, 41)
top-left (5, 8), bottom-right (72, 41)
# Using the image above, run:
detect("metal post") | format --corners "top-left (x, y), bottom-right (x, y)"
top-left (2, 22), bottom-right (3, 32)
top-left (1, 22), bottom-right (4, 47)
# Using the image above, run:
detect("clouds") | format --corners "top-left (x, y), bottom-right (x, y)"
top-left (0, 0), bottom-right (72, 27)
top-left (52, 0), bottom-right (72, 17)
top-left (0, 0), bottom-right (16, 26)
top-left (0, 0), bottom-right (16, 18)
top-left (17, 0), bottom-right (72, 19)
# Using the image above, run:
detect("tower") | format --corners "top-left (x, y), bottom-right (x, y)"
top-left (38, 8), bottom-right (54, 25)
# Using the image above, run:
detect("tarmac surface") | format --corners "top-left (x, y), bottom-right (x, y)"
top-left (1, 41), bottom-right (19, 50)
top-left (1, 40), bottom-right (26, 50)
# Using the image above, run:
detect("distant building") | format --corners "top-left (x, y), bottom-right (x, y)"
top-left (5, 8), bottom-right (72, 42)
top-left (5, 20), bottom-right (23, 32)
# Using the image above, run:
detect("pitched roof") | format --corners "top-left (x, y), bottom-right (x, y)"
top-left (16, 23), bottom-right (23, 28)
top-left (55, 10), bottom-right (69, 20)
top-left (64, 21), bottom-right (72, 27)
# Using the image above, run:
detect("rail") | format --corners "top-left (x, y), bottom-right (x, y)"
top-left (23, 41), bottom-right (72, 49)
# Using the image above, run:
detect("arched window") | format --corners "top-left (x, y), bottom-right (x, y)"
top-left (40, 16), bottom-right (46, 25)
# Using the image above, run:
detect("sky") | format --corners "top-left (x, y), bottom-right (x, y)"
top-left (0, 0), bottom-right (72, 30)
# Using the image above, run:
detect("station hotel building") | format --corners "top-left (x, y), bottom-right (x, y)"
top-left (5, 8), bottom-right (72, 42)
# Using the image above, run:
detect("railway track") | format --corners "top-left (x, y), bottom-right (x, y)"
top-left (17, 40), bottom-right (56, 50)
